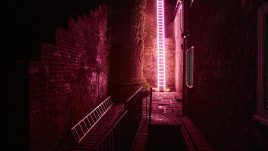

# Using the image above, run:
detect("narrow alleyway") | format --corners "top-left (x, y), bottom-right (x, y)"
top-left (4, 1), bottom-right (268, 150)
top-left (132, 92), bottom-right (185, 151)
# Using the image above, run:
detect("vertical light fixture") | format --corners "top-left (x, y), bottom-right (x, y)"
top-left (157, 0), bottom-right (166, 91)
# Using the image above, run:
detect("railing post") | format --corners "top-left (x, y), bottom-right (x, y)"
top-left (148, 87), bottom-right (153, 125)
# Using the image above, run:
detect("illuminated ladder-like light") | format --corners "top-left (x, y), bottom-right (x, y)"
top-left (157, 0), bottom-right (166, 91)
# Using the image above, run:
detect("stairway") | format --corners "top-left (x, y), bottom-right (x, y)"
top-left (157, 0), bottom-right (166, 92)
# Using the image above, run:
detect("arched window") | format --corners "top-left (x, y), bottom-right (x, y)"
top-left (186, 46), bottom-right (194, 88)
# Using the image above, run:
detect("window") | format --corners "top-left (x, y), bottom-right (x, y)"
top-left (190, 0), bottom-right (194, 7)
top-left (254, 1), bottom-right (268, 126)
top-left (186, 46), bottom-right (194, 88)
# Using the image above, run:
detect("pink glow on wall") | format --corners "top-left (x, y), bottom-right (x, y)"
top-left (157, 0), bottom-right (166, 91)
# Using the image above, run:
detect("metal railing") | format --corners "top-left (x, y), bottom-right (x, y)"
top-left (71, 97), bottom-right (113, 143)
top-left (93, 111), bottom-right (127, 151)
top-left (148, 87), bottom-right (153, 125)
top-left (93, 87), bottom-right (144, 151)
top-left (125, 87), bottom-right (144, 150)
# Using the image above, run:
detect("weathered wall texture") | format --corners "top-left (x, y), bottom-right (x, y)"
top-left (109, 0), bottom-right (146, 101)
top-left (143, 0), bottom-right (176, 90)
top-left (165, 38), bottom-right (176, 90)
top-left (29, 5), bottom-right (109, 150)
top-left (188, 0), bottom-right (268, 151)
top-left (143, 0), bottom-right (157, 87)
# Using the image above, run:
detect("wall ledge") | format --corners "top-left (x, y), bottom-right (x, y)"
top-left (181, 116), bottom-right (214, 151)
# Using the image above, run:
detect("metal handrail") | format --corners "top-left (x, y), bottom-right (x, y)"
top-left (93, 110), bottom-right (127, 151)
top-left (72, 87), bottom-right (144, 150)
top-left (71, 96), bottom-right (113, 143)
top-left (126, 87), bottom-right (143, 103)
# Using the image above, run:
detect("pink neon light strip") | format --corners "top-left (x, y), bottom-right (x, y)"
top-left (157, 0), bottom-right (166, 91)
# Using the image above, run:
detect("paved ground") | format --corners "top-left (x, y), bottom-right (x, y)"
top-left (132, 91), bottom-right (183, 151)
top-left (150, 92), bottom-right (182, 125)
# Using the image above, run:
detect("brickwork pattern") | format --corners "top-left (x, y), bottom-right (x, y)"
top-left (29, 5), bottom-right (109, 151)
top-left (109, 0), bottom-right (146, 101)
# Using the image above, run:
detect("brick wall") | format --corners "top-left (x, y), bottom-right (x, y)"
top-left (165, 38), bottom-right (176, 90)
top-left (143, 0), bottom-right (175, 90)
top-left (109, 0), bottom-right (146, 101)
top-left (143, 0), bottom-right (157, 87)
top-left (29, 5), bottom-right (109, 150)
top-left (188, 0), bottom-right (268, 151)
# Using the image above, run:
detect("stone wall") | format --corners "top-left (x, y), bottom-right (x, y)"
top-left (143, 0), bottom-right (157, 87)
top-left (109, 0), bottom-right (146, 101)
